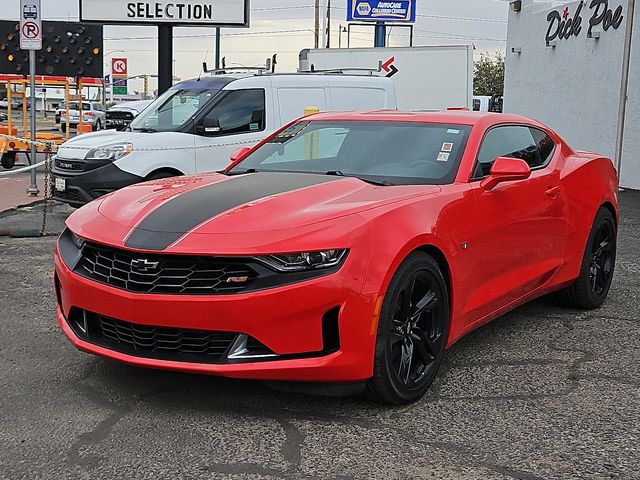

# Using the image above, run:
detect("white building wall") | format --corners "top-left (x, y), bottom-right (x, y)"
top-left (505, 0), bottom-right (639, 189)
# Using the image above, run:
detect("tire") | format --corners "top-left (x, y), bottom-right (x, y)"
top-left (366, 252), bottom-right (450, 405)
top-left (555, 207), bottom-right (617, 309)
top-left (61, 123), bottom-right (67, 133)
top-left (146, 170), bottom-right (179, 181)
top-left (1, 152), bottom-right (16, 169)
top-left (94, 120), bottom-right (102, 131)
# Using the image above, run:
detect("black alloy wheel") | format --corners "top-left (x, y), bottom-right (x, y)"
top-left (589, 219), bottom-right (615, 298)
top-left (556, 207), bottom-right (617, 309)
top-left (367, 252), bottom-right (449, 404)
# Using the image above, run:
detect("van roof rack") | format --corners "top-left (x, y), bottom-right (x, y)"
top-left (301, 62), bottom-right (384, 75)
top-left (203, 55), bottom-right (277, 75)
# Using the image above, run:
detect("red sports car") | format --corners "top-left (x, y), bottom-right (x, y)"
top-left (54, 111), bottom-right (618, 404)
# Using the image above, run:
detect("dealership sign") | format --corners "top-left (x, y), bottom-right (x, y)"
top-left (546, 0), bottom-right (624, 44)
top-left (347, 0), bottom-right (416, 23)
top-left (80, 0), bottom-right (249, 26)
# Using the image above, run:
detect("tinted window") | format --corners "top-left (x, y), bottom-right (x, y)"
top-left (530, 127), bottom-right (555, 167)
top-left (474, 125), bottom-right (539, 178)
top-left (203, 89), bottom-right (265, 136)
top-left (230, 121), bottom-right (472, 186)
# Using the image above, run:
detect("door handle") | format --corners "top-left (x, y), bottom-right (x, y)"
top-left (545, 186), bottom-right (561, 198)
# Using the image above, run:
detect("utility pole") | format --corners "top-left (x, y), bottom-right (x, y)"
top-left (314, 0), bottom-right (320, 49)
top-left (215, 27), bottom-right (221, 69)
top-left (325, 0), bottom-right (331, 48)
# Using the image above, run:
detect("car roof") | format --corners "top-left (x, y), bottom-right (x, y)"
top-left (306, 110), bottom-right (537, 127)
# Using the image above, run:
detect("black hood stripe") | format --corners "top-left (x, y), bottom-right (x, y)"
top-left (124, 172), bottom-right (342, 251)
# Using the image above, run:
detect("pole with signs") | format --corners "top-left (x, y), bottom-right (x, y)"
top-left (20, 0), bottom-right (41, 196)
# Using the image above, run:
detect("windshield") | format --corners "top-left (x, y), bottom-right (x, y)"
top-left (229, 120), bottom-right (472, 185)
top-left (130, 87), bottom-right (219, 132)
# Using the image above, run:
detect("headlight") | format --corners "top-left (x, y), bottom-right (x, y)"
top-left (69, 230), bottom-right (86, 249)
top-left (258, 249), bottom-right (348, 272)
top-left (85, 143), bottom-right (133, 161)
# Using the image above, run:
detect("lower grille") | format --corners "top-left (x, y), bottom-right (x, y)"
top-left (67, 309), bottom-right (274, 364)
top-left (53, 188), bottom-right (85, 203)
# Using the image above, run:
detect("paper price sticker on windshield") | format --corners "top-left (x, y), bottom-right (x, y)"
top-left (436, 152), bottom-right (450, 162)
top-left (441, 142), bottom-right (453, 153)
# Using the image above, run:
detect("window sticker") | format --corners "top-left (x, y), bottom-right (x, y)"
top-left (441, 142), bottom-right (453, 153)
top-left (250, 123), bottom-right (259, 131)
top-left (447, 129), bottom-right (460, 135)
top-left (436, 152), bottom-right (450, 162)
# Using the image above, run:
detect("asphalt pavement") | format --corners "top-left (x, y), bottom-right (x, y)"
top-left (0, 193), bottom-right (639, 479)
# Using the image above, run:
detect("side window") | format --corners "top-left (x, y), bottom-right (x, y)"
top-left (530, 128), bottom-right (555, 167)
top-left (474, 126), bottom-right (539, 178)
top-left (203, 89), bottom-right (265, 136)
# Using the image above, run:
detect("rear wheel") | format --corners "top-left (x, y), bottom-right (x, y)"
top-left (94, 120), bottom-right (102, 131)
top-left (556, 207), bottom-right (616, 309)
top-left (1, 152), bottom-right (16, 169)
top-left (367, 252), bottom-right (449, 405)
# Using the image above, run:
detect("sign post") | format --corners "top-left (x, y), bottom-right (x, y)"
top-left (20, 0), bottom-right (41, 196)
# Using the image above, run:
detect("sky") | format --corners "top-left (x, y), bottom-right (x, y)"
top-left (2, 0), bottom-right (510, 93)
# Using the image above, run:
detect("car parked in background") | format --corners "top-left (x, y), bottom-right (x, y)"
top-left (55, 110), bottom-right (618, 404)
top-left (106, 100), bottom-right (152, 131)
top-left (0, 112), bottom-right (7, 122)
top-left (59, 102), bottom-right (106, 133)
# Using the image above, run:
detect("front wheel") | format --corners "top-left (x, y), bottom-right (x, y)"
top-left (1, 152), bottom-right (16, 169)
top-left (555, 207), bottom-right (617, 309)
top-left (367, 252), bottom-right (449, 405)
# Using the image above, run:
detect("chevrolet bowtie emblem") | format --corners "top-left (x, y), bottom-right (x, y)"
top-left (130, 258), bottom-right (160, 273)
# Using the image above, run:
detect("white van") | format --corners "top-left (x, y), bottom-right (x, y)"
top-left (51, 73), bottom-right (397, 207)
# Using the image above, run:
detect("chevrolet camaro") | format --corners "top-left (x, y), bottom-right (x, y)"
top-left (54, 111), bottom-right (618, 404)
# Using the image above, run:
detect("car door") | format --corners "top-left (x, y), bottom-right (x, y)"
top-left (194, 88), bottom-right (268, 173)
top-left (464, 124), bottom-right (566, 322)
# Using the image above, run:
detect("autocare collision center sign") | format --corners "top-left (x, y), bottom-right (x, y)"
top-left (347, 0), bottom-right (416, 23)
top-left (80, 0), bottom-right (249, 26)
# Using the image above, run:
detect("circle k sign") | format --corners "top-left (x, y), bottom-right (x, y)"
top-left (111, 58), bottom-right (128, 76)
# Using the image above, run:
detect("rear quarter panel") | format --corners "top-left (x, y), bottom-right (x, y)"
top-left (553, 151), bottom-right (619, 286)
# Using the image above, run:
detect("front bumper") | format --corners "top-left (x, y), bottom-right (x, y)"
top-left (52, 160), bottom-right (143, 207)
top-left (54, 246), bottom-right (378, 382)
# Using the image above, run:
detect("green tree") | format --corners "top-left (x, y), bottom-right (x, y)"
top-left (474, 52), bottom-right (505, 96)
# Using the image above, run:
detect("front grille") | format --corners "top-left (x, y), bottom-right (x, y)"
top-left (67, 309), bottom-right (274, 364)
top-left (107, 111), bottom-right (134, 121)
top-left (75, 242), bottom-right (257, 295)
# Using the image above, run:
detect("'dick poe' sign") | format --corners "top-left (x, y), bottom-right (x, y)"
top-left (80, 0), bottom-right (249, 27)
top-left (546, 0), bottom-right (624, 44)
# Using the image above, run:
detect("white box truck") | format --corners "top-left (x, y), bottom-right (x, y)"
top-left (299, 45), bottom-right (473, 111)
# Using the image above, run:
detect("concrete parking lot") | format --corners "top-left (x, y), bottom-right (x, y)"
top-left (1, 193), bottom-right (639, 480)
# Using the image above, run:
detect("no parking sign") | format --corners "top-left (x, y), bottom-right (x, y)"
top-left (19, 0), bottom-right (42, 50)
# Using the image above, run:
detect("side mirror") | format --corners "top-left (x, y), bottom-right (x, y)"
top-left (229, 146), bottom-right (251, 164)
top-left (197, 116), bottom-right (221, 136)
top-left (480, 156), bottom-right (531, 190)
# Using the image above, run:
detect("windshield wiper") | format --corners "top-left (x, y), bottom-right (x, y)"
top-left (324, 170), bottom-right (394, 186)
top-left (225, 168), bottom-right (258, 176)
top-left (133, 127), bottom-right (156, 133)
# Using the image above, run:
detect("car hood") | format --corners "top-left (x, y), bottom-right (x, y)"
top-left (56, 131), bottom-right (194, 159)
top-left (68, 172), bottom-right (441, 254)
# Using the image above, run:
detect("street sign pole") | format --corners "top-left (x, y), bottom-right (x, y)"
top-left (27, 49), bottom-right (38, 195)
top-left (20, 0), bottom-right (42, 196)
